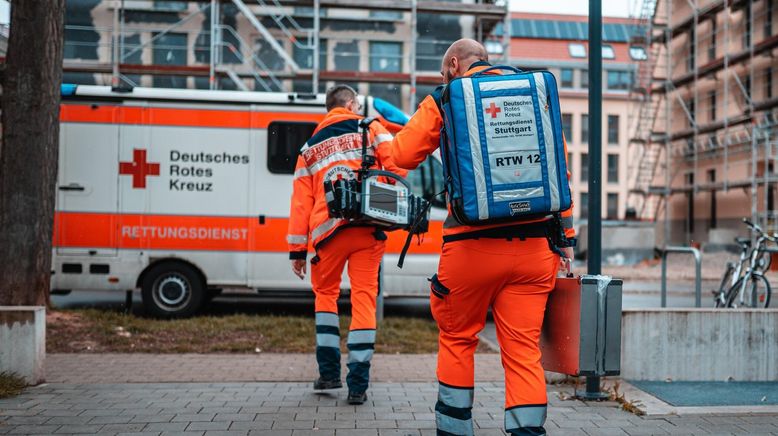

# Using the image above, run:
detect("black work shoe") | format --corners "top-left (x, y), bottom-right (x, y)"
top-left (313, 377), bottom-right (342, 390)
top-left (347, 391), bottom-right (367, 405)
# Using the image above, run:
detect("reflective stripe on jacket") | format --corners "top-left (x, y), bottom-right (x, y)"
top-left (389, 64), bottom-right (576, 239)
top-left (287, 107), bottom-right (408, 258)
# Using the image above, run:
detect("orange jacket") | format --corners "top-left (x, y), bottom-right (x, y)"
top-left (287, 107), bottom-right (407, 259)
top-left (389, 63), bottom-right (576, 239)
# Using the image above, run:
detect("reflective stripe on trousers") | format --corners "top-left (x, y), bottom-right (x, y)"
top-left (315, 311), bottom-right (341, 381)
top-left (505, 404), bottom-right (547, 435)
top-left (346, 329), bottom-right (375, 394)
top-left (435, 382), bottom-right (474, 436)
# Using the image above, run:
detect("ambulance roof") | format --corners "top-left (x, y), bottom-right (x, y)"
top-left (61, 84), bottom-right (328, 106)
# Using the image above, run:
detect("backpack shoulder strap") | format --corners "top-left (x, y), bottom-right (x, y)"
top-left (430, 84), bottom-right (446, 118)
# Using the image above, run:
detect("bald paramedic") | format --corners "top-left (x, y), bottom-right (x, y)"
top-left (287, 85), bottom-right (406, 405)
top-left (389, 40), bottom-right (575, 436)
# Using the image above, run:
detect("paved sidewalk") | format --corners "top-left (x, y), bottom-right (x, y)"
top-left (44, 354), bottom-right (505, 384)
top-left (0, 354), bottom-right (775, 435)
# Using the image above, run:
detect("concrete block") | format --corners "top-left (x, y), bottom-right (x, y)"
top-left (578, 222), bottom-right (656, 265)
top-left (621, 309), bottom-right (778, 381)
top-left (0, 306), bottom-right (45, 384)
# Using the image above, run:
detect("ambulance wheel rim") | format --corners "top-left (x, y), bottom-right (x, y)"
top-left (154, 274), bottom-right (190, 309)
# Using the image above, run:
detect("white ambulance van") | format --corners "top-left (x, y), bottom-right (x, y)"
top-left (53, 85), bottom-right (447, 317)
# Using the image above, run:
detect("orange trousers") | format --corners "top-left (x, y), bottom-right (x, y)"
top-left (430, 237), bottom-right (558, 436)
top-left (310, 226), bottom-right (385, 393)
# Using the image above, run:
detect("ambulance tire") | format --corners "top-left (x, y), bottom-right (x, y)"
top-left (141, 262), bottom-right (205, 318)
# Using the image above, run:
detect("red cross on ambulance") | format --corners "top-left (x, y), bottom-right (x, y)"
top-left (119, 149), bottom-right (160, 189)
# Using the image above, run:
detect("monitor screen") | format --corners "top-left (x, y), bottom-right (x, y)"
top-left (369, 184), bottom-right (398, 214)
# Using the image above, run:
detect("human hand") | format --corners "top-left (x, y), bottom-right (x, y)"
top-left (560, 247), bottom-right (574, 277)
top-left (291, 259), bottom-right (307, 280)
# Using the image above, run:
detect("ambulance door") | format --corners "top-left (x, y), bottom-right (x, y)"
top-left (248, 106), bottom-right (318, 289)
top-left (116, 102), bottom-right (151, 258)
top-left (144, 102), bottom-right (252, 287)
top-left (56, 105), bottom-right (120, 257)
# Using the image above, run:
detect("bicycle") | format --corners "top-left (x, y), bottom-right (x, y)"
top-left (713, 218), bottom-right (774, 308)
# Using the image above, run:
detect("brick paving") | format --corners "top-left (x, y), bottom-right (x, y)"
top-left (0, 354), bottom-right (773, 435)
top-left (44, 354), bottom-right (505, 384)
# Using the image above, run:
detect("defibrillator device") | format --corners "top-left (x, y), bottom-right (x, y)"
top-left (438, 65), bottom-right (573, 225)
top-left (323, 118), bottom-right (430, 234)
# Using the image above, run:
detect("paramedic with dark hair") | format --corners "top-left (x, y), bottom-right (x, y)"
top-left (389, 39), bottom-right (576, 436)
top-left (287, 84), bottom-right (407, 405)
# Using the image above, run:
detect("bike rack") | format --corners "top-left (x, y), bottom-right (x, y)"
top-left (660, 246), bottom-right (702, 308)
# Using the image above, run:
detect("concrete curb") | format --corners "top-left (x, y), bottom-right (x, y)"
top-left (619, 381), bottom-right (778, 416)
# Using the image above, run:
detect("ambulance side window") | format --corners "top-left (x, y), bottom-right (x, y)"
top-left (407, 157), bottom-right (446, 209)
top-left (267, 121), bottom-right (317, 174)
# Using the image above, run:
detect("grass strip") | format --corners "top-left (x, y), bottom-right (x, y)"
top-left (48, 309), bottom-right (493, 354)
top-left (0, 372), bottom-right (26, 399)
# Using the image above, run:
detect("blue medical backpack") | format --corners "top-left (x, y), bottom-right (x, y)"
top-left (437, 65), bottom-right (572, 225)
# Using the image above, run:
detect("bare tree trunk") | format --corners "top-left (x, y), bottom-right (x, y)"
top-left (0, 0), bottom-right (65, 306)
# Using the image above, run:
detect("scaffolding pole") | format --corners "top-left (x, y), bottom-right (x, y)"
top-left (409, 0), bottom-right (417, 109)
top-left (111, 0), bottom-right (120, 88)
top-left (663, 0), bottom-right (672, 246)
top-left (312, 0), bottom-right (321, 93)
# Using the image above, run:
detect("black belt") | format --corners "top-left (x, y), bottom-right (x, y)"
top-left (442, 221), bottom-right (550, 243)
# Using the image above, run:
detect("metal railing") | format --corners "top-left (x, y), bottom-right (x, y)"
top-left (660, 245), bottom-right (702, 308)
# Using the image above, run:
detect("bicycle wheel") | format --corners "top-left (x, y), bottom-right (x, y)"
top-left (724, 276), bottom-right (746, 308)
top-left (742, 274), bottom-right (771, 308)
top-left (715, 264), bottom-right (736, 308)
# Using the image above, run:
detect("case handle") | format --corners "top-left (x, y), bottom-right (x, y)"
top-left (471, 65), bottom-right (523, 77)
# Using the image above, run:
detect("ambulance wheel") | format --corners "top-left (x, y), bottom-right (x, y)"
top-left (141, 262), bottom-right (205, 318)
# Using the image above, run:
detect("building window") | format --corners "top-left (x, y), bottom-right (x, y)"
top-left (688, 30), bottom-right (696, 72)
top-left (768, 67), bottom-right (774, 100)
top-left (629, 46), bottom-right (647, 61)
top-left (370, 41), bottom-right (403, 73)
top-left (709, 91), bottom-right (716, 122)
top-left (607, 193), bottom-right (619, 219)
top-left (293, 39), bottom-right (327, 71)
top-left (581, 69), bottom-right (589, 89)
top-left (607, 115), bottom-right (619, 144)
top-left (370, 10), bottom-right (403, 20)
top-left (580, 192), bottom-right (589, 219)
top-left (562, 113), bottom-right (573, 140)
top-left (369, 83), bottom-right (403, 109)
top-left (255, 38), bottom-right (286, 73)
top-left (767, 0), bottom-right (774, 39)
top-left (581, 114), bottom-right (589, 144)
top-left (152, 32), bottom-right (187, 89)
top-left (567, 152), bottom-right (573, 174)
top-left (602, 44), bottom-right (615, 59)
top-left (580, 152), bottom-right (589, 183)
top-left (606, 70), bottom-right (631, 90)
top-left (687, 99), bottom-right (696, 127)
top-left (709, 18), bottom-right (717, 61)
top-left (154, 1), bottom-right (187, 11)
top-left (267, 121), bottom-right (318, 174)
top-left (334, 40), bottom-right (360, 72)
top-left (607, 154), bottom-right (619, 183)
top-left (560, 68), bottom-right (574, 88)
top-left (569, 43), bottom-right (586, 58)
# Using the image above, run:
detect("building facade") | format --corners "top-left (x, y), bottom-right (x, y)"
top-left (509, 12), bottom-right (643, 222)
top-left (62, 0), bottom-right (506, 113)
top-left (634, 0), bottom-right (778, 244)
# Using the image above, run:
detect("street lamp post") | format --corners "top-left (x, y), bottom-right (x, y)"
top-left (577, 0), bottom-right (609, 401)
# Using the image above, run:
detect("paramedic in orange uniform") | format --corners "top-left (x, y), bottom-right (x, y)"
top-left (389, 40), bottom-right (576, 436)
top-left (287, 85), bottom-right (406, 405)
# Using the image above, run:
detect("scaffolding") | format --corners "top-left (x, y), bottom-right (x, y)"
top-left (629, 0), bottom-right (778, 244)
top-left (62, 0), bottom-right (509, 111)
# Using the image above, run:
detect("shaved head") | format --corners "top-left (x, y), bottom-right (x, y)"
top-left (440, 39), bottom-right (488, 84)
